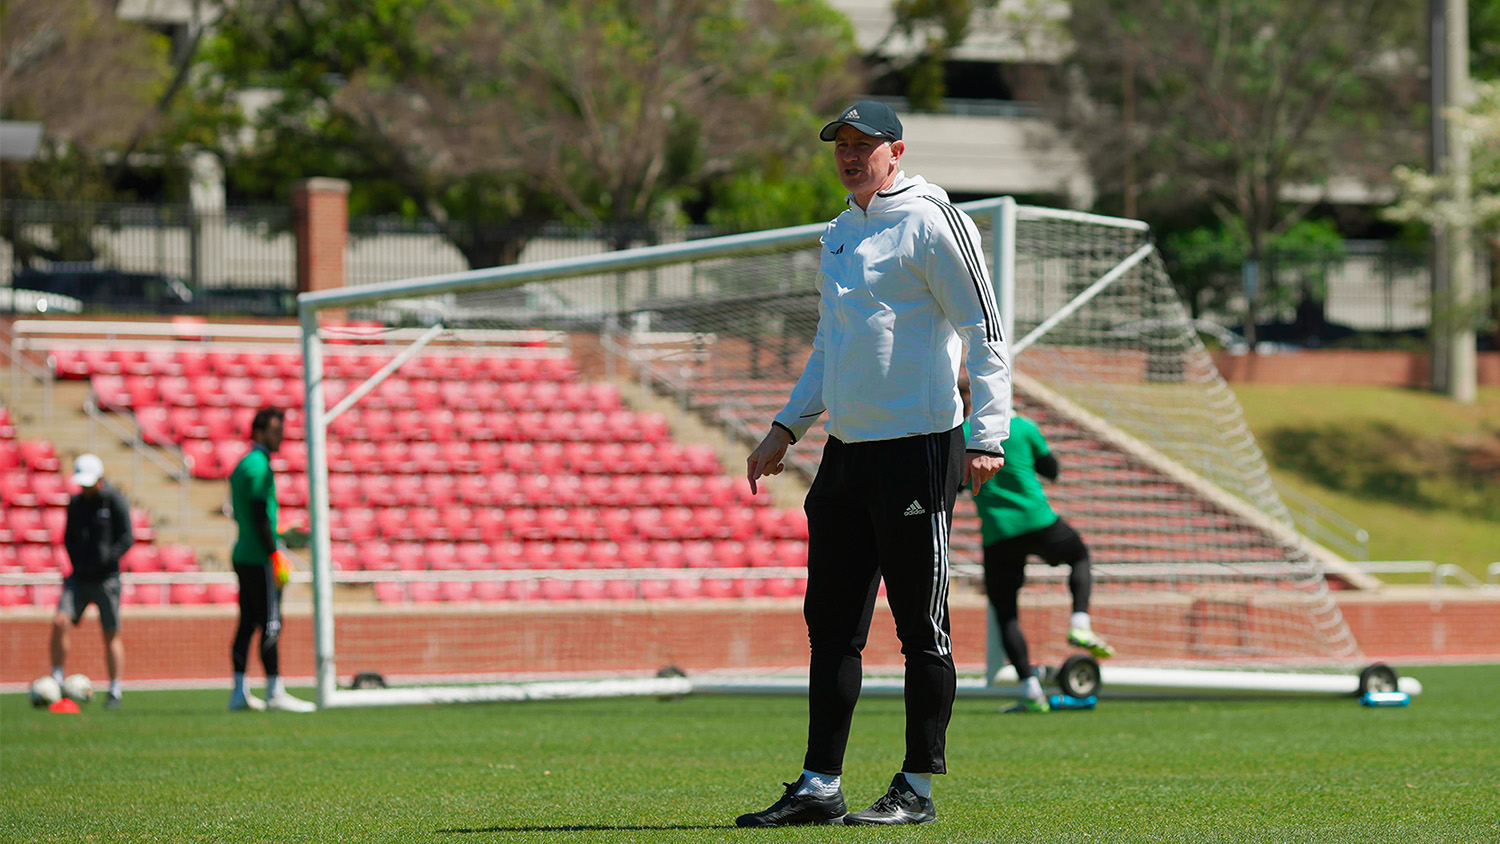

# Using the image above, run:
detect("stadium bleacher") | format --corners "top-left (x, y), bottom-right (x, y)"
top-left (9, 341), bottom-right (811, 606)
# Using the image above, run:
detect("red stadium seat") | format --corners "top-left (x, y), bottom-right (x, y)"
top-left (471, 579), bottom-right (507, 602)
top-left (584, 540), bottom-right (621, 569)
top-left (42, 507), bottom-right (68, 544)
top-left (426, 542), bottom-right (461, 571)
top-left (616, 540), bottom-right (652, 569)
top-left (761, 577), bottom-right (800, 598)
top-left (408, 442), bottom-right (449, 476)
top-left (700, 578), bottom-right (737, 599)
top-left (439, 441), bottom-right (480, 474)
top-left (0, 473), bottom-right (39, 508)
top-left (574, 579), bottom-right (608, 601)
top-left (375, 508), bottom-right (414, 541)
top-left (408, 508), bottom-right (444, 540)
top-left (712, 539), bottom-right (748, 568)
top-left (681, 540), bottom-right (717, 569)
top-left (440, 507), bottom-right (483, 543)
top-left (373, 582), bottom-right (407, 603)
top-left (362, 542), bottom-right (397, 571)
top-left (120, 545), bottom-right (159, 573)
top-left (334, 508), bottom-right (379, 543)
top-left (81, 348), bottom-right (120, 376)
top-left (517, 541), bottom-right (556, 568)
top-left (553, 540), bottom-right (590, 569)
top-left (438, 580), bottom-right (472, 602)
top-left (157, 544), bottom-right (197, 572)
top-left (19, 544), bottom-right (58, 573)
top-left (456, 543), bottom-right (491, 569)
top-left (169, 583), bottom-right (209, 605)
top-left (0, 441), bottom-right (22, 472)
top-left (18, 440), bottom-right (60, 473)
top-left (638, 579), bottom-right (671, 601)
top-left (215, 442), bottom-right (251, 477)
top-left (207, 582), bottom-right (239, 604)
top-left (600, 579), bottom-right (636, 600)
top-left (492, 540), bottom-right (525, 570)
top-left (49, 348), bottom-right (91, 379)
top-left (409, 581), bottom-right (443, 603)
top-left (743, 539), bottom-right (780, 567)
top-left (540, 579), bottom-right (577, 601)
top-left (134, 406), bottom-right (173, 445)
top-left (0, 584), bottom-right (32, 607)
top-left (390, 542), bottom-right (426, 571)
top-left (508, 579), bottom-right (543, 601)
top-left (653, 541), bottom-right (685, 569)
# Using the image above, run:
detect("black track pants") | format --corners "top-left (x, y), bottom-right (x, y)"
top-left (232, 563), bottom-right (282, 676)
top-left (982, 518), bottom-right (1091, 680)
top-left (802, 427), bottom-right (964, 776)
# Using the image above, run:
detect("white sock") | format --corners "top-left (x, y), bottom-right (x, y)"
top-left (233, 672), bottom-right (247, 695)
top-left (1071, 612), bottom-right (1091, 632)
top-left (902, 772), bottom-right (932, 799)
top-left (266, 676), bottom-right (285, 699)
top-left (795, 770), bottom-right (840, 797)
top-left (1021, 675), bottom-right (1043, 700)
top-left (51, 666), bottom-right (64, 684)
top-left (109, 679), bottom-right (122, 698)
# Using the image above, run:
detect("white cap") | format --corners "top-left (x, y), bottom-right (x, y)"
top-left (71, 453), bottom-right (104, 487)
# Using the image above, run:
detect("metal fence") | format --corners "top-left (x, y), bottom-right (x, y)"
top-left (4, 200), bottom-right (1490, 342)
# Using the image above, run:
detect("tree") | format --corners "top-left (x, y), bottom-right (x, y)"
top-left (1, 0), bottom-right (179, 264)
top-left (1386, 79), bottom-right (1500, 346)
top-left (204, 0), bottom-right (860, 268)
top-left (1060, 0), bottom-right (1424, 343)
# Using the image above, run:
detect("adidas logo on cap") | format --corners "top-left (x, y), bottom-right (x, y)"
top-left (845, 108), bottom-right (860, 119)
top-left (903, 500), bottom-right (926, 517)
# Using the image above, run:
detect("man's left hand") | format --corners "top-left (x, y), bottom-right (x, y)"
top-left (964, 452), bottom-right (1005, 489)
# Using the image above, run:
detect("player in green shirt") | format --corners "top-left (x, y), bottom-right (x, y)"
top-left (228, 407), bottom-right (313, 712)
top-left (961, 379), bottom-right (1113, 714)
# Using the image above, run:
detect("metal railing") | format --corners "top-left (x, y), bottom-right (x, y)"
top-left (1273, 479), bottom-right (1370, 561)
top-left (1, 318), bottom-right (55, 422)
top-left (1350, 560), bottom-right (1495, 590)
top-left (83, 394), bottom-right (191, 523)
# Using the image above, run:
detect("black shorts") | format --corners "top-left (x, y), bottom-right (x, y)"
top-left (984, 518), bottom-right (1088, 570)
top-left (57, 576), bottom-right (123, 633)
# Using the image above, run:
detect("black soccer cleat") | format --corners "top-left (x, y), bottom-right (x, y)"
top-left (841, 774), bottom-right (937, 826)
top-left (735, 777), bottom-right (847, 827)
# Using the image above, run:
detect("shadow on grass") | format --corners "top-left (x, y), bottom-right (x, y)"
top-left (437, 824), bottom-right (729, 834)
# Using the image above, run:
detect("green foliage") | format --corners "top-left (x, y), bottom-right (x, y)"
top-left (1264, 420), bottom-right (1500, 521)
top-left (202, 0), bottom-right (860, 268)
top-left (1064, 1), bottom-right (1423, 245)
top-left (4, 667), bottom-right (1500, 843)
top-left (1163, 219), bottom-right (1347, 317)
top-left (890, 0), bottom-right (1002, 109)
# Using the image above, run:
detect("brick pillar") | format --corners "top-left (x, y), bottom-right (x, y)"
top-left (292, 178), bottom-right (350, 295)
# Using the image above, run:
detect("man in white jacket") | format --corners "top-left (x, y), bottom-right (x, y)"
top-left (738, 101), bottom-right (1012, 828)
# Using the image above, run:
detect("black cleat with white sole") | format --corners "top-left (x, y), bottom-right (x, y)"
top-left (735, 777), bottom-right (847, 828)
top-left (841, 774), bottom-right (937, 826)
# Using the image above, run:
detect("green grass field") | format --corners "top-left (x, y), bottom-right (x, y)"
top-left (4, 665), bottom-right (1498, 843)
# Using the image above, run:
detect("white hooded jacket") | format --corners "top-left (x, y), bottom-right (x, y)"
top-left (772, 172), bottom-right (1012, 452)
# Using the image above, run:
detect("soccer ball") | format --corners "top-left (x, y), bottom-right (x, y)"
top-left (62, 674), bottom-right (94, 704)
top-left (29, 676), bottom-right (62, 708)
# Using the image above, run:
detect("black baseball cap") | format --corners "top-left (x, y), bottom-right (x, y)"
top-left (819, 100), bottom-right (903, 142)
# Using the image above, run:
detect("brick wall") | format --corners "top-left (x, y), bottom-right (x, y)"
top-left (1212, 350), bottom-right (1500, 387)
top-left (5, 593), bottom-right (1496, 686)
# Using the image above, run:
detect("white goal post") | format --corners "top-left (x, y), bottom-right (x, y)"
top-left (296, 199), bottom-right (1394, 709)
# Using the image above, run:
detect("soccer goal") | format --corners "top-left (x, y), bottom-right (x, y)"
top-left (295, 200), bottom-right (1402, 709)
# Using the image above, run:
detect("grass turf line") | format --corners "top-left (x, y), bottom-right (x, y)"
top-left (3, 664), bottom-right (1498, 843)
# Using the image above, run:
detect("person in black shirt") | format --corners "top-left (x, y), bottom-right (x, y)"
top-left (51, 453), bottom-right (134, 708)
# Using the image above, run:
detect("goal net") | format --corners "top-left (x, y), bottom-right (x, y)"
top-left (294, 200), bottom-right (1368, 708)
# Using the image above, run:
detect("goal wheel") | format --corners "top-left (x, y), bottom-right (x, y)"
top-left (1057, 655), bottom-right (1101, 699)
top-left (1357, 663), bottom-right (1399, 695)
top-left (656, 665), bottom-right (688, 702)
